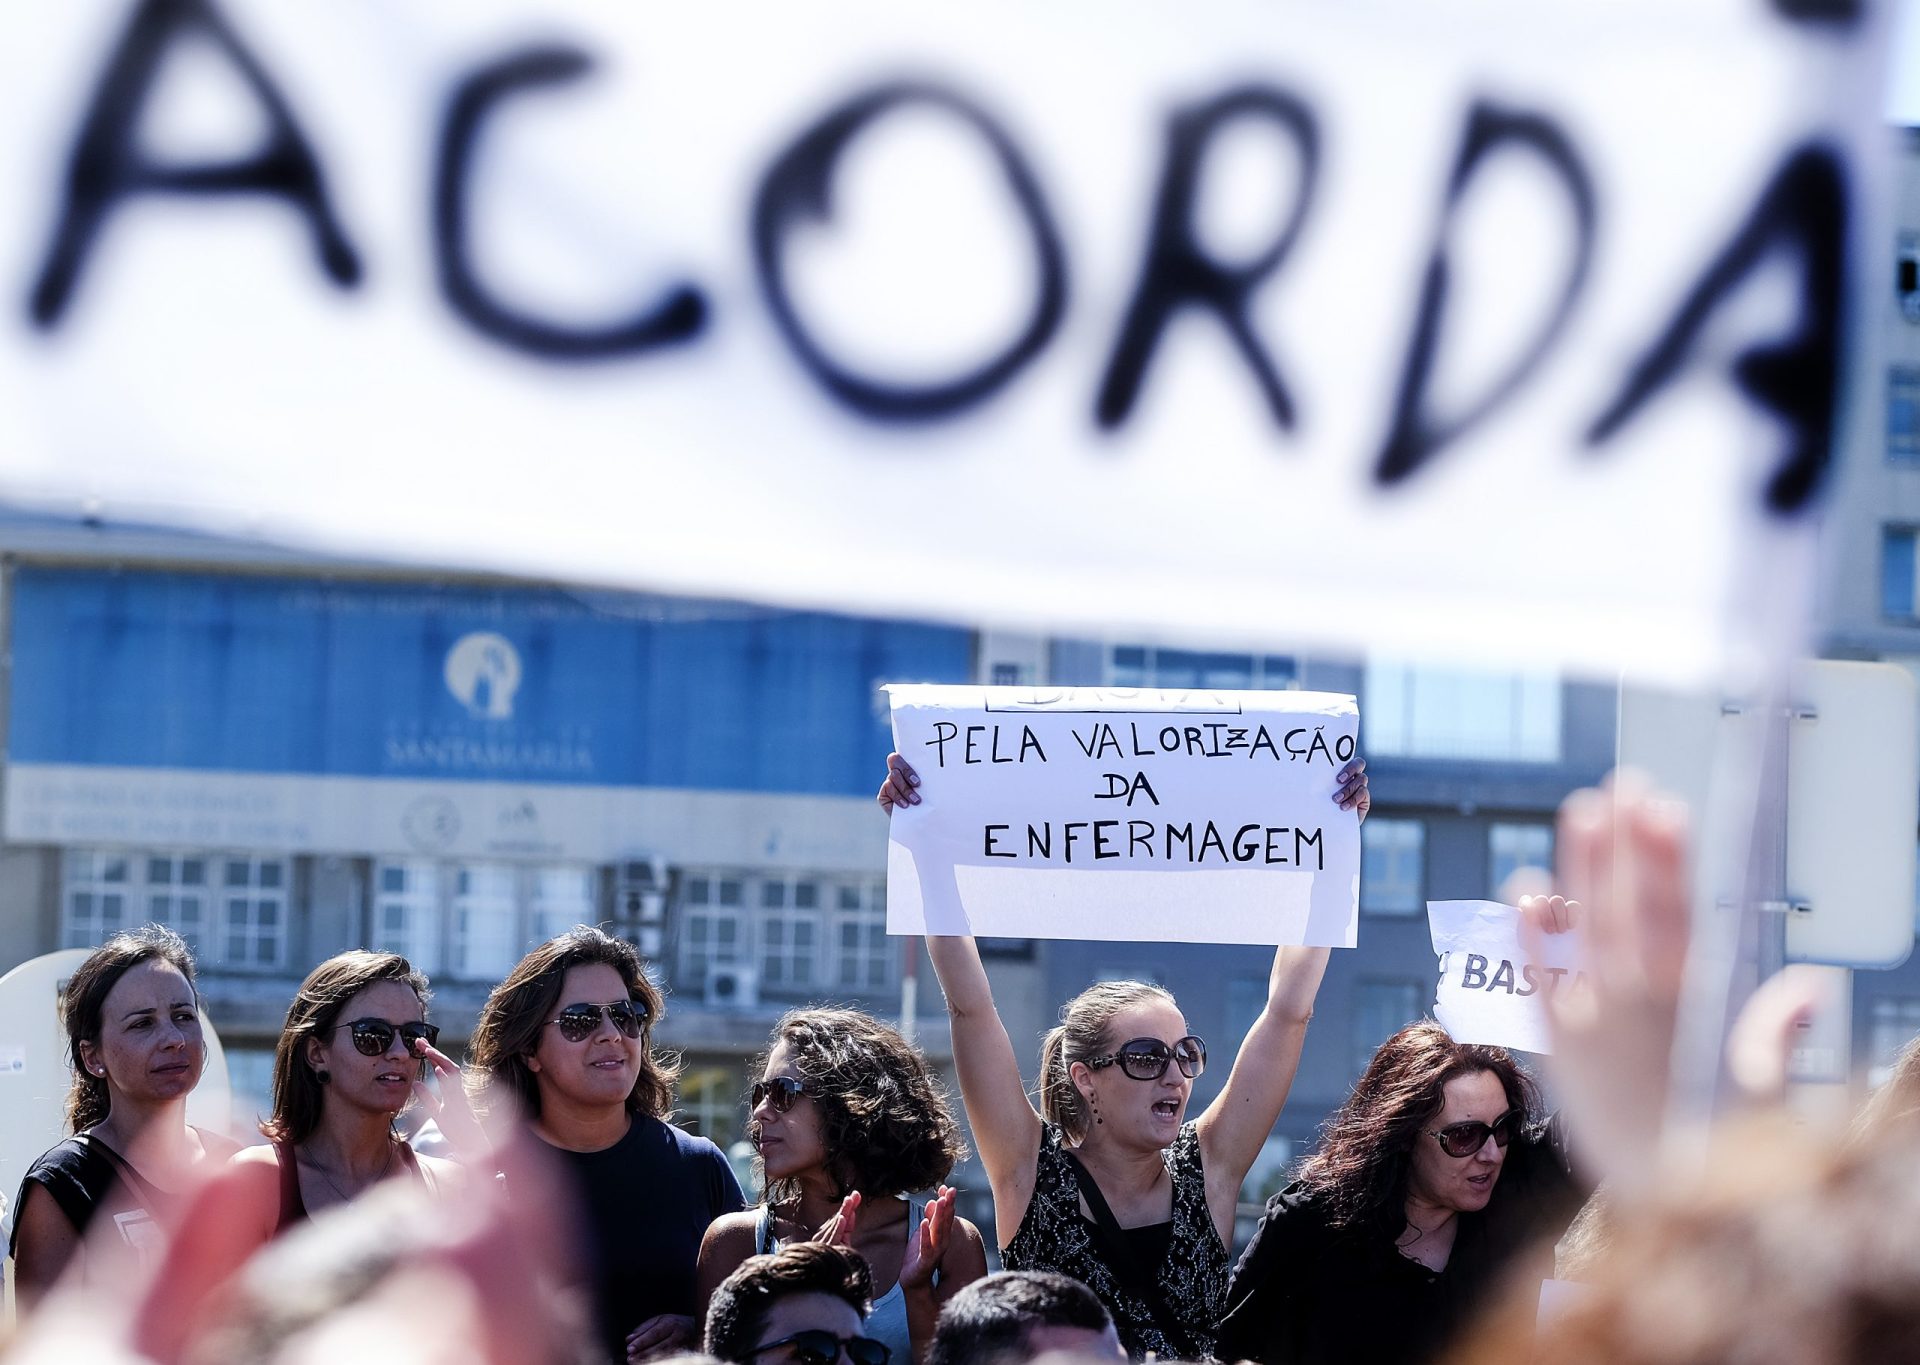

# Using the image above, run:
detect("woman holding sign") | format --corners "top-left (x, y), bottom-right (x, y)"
top-left (878, 751), bottom-right (1369, 1361)
top-left (1217, 903), bottom-right (1587, 1365)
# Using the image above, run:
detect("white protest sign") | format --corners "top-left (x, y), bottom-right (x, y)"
top-left (885, 685), bottom-right (1359, 945)
top-left (0, 3), bottom-right (1883, 682)
top-left (1428, 899), bottom-right (1582, 1054)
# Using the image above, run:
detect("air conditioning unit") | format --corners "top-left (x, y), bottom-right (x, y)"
top-left (704, 962), bottom-right (759, 1009)
top-left (618, 857), bottom-right (669, 921)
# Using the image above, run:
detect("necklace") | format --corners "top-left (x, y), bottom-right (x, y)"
top-left (306, 1138), bottom-right (398, 1206)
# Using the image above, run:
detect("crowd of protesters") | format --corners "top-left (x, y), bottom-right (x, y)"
top-left (6, 755), bottom-right (1920, 1365)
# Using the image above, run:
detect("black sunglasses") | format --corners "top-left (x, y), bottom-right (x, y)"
top-left (751, 1076), bottom-right (807, 1113)
top-left (1086, 1035), bottom-right (1207, 1081)
top-left (1426, 1108), bottom-right (1522, 1158)
top-left (333, 1019), bottom-right (439, 1057)
top-left (746, 1330), bottom-right (890, 1365)
top-left (546, 999), bottom-right (647, 1044)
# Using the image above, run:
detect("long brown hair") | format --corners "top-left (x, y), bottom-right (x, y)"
top-left (1037, 979), bottom-right (1178, 1144)
top-left (1300, 1020), bottom-right (1537, 1231)
top-left (468, 926), bottom-right (675, 1122)
top-left (759, 1008), bottom-right (964, 1204)
top-left (63, 925), bottom-right (200, 1133)
top-left (264, 951), bottom-right (431, 1145)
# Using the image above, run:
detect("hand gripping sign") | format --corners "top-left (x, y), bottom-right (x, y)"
top-left (1428, 899), bottom-right (1584, 1054)
top-left (885, 685), bottom-right (1360, 945)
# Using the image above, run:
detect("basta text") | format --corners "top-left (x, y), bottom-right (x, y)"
top-left (1454, 953), bottom-right (1586, 999)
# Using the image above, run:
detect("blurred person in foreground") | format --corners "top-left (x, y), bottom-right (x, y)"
top-left (470, 926), bottom-right (745, 1364)
top-left (4, 1129), bottom-right (591, 1365)
top-left (696, 1008), bottom-right (987, 1365)
top-left (926, 1271), bottom-right (1123, 1365)
top-left (704, 1242), bottom-right (885, 1365)
top-left (9, 925), bottom-right (240, 1308)
top-left (1446, 1117), bottom-right (1920, 1365)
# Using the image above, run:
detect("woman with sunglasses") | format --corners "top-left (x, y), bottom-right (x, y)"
top-left (469, 926), bottom-right (746, 1365)
top-left (695, 1008), bottom-right (988, 1365)
top-left (9, 925), bottom-right (239, 1308)
top-left (221, 951), bottom-right (465, 1246)
top-left (1217, 1019), bottom-right (1586, 1365)
top-left (878, 752), bottom-right (1369, 1361)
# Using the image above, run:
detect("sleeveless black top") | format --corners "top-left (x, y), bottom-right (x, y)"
top-left (1002, 1122), bottom-right (1229, 1360)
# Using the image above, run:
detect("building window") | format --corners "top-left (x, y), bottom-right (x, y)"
top-left (61, 850), bottom-right (132, 948)
top-left (759, 878), bottom-right (822, 991)
top-left (145, 854), bottom-right (210, 953)
top-left (1488, 823), bottom-right (1554, 900)
top-left (1892, 367), bottom-right (1920, 463)
top-left (1352, 979), bottom-right (1426, 1075)
top-left (1867, 997), bottom-right (1920, 1087)
top-left (373, 861), bottom-right (442, 973)
top-left (1362, 818), bottom-right (1425, 915)
top-left (1884, 527), bottom-right (1920, 621)
top-left (1363, 662), bottom-right (1561, 762)
top-left (679, 1063), bottom-right (748, 1155)
top-left (1108, 646), bottom-right (1297, 691)
top-left (530, 866), bottom-right (597, 945)
top-left (832, 882), bottom-right (894, 992)
top-left (451, 864), bottom-right (518, 979)
top-left (220, 856), bottom-right (289, 968)
top-left (679, 875), bottom-right (745, 984)
top-left (63, 849), bottom-right (286, 967)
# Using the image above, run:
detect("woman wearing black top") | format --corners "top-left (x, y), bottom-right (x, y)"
top-left (1219, 1019), bottom-right (1586, 1365)
top-left (470, 926), bottom-right (746, 1364)
top-left (10, 926), bottom-right (239, 1307)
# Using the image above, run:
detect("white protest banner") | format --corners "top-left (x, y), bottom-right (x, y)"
top-left (885, 685), bottom-right (1359, 945)
top-left (0, 3), bottom-right (1882, 682)
top-left (1428, 899), bottom-right (1582, 1054)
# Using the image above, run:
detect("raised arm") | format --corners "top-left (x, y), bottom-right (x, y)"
top-left (880, 753), bottom-right (1043, 1242)
top-left (1194, 758), bottom-right (1368, 1226)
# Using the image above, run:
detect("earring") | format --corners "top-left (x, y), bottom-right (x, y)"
top-left (315, 1069), bottom-right (331, 1085)
top-left (1090, 1094), bottom-right (1102, 1126)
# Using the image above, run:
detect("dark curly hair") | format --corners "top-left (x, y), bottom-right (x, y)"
top-left (705, 1242), bottom-right (873, 1363)
top-left (758, 1008), bottom-right (964, 1204)
top-left (1298, 1019), bottom-right (1538, 1231)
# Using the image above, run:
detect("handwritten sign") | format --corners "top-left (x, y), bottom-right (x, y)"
top-left (1429, 899), bottom-right (1583, 1054)
top-left (0, 3), bottom-right (1881, 682)
top-left (886, 685), bottom-right (1359, 945)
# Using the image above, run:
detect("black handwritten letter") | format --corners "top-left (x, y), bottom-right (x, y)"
top-left (752, 82), bottom-right (1066, 420)
top-left (1374, 102), bottom-right (1596, 486)
top-left (1097, 86), bottom-right (1318, 430)
top-left (31, 0), bottom-right (361, 327)
top-left (1584, 144), bottom-right (1845, 514)
top-left (435, 47), bottom-right (707, 360)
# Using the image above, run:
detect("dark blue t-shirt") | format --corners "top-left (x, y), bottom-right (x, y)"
top-left (549, 1114), bottom-right (745, 1360)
